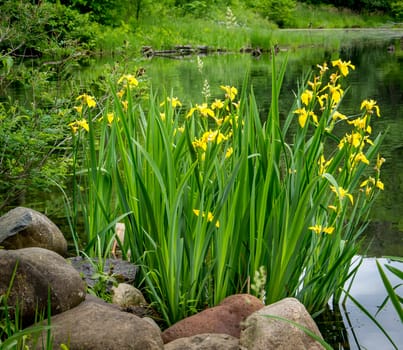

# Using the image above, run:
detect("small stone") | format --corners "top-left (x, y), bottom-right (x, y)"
top-left (112, 283), bottom-right (147, 307)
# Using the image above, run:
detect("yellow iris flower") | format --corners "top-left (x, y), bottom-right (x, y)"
top-left (301, 90), bottom-right (313, 106)
top-left (211, 99), bottom-right (224, 110)
top-left (293, 108), bottom-right (318, 128)
top-left (107, 113), bottom-right (114, 124)
top-left (351, 152), bottom-right (370, 165)
top-left (186, 103), bottom-right (215, 118)
top-left (193, 209), bottom-right (220, 228)
top-left (331, 185), bottom-right (354, 205)
top-left (360, 99), bottom-right (380, 117)
top-left (331, 59), bottom-right (355, 77)
top-left (375, 154), bottom-right (386, 171)
top-left (220, 85), bottom-right (238, 101)
top-left (68, 119), bottom-right (89, 133)
top-left (348, 116), bottom-right (371, 133)
top-left (161, 97), bottom-right (182, 108)
top-left (309, 224), bottom-right (335, 235)
top-left (76, 93), bottom-right (96, 108)
top-left (118, 74), bottom-right (139, 87)
top-left (225, 147), bottom-right (233, 159)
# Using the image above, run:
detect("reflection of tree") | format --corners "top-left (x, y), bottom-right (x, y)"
top-left (362, 221), bottom-right (403, 257)
top-left (315, 303), bottom-right (353, 349)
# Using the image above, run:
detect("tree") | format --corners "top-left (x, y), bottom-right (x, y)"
top-left (254, 0), bottom-right (297, 27)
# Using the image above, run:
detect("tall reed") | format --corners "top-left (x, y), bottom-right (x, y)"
top-left (70, 54), bottom-right (385, 325)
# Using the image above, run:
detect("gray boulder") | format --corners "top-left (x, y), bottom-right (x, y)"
top-left (0, 207), bottom-right (67, 256)
top-left (239, 297), bottom-right (325, 350)
top-left (0, 247), bottom-right (86, 325)
top-left (164, 333), bottom-right (239, 350)
top-left (30, 295), bottom-right (164, 350)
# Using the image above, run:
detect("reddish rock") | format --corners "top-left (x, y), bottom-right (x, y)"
top-left (162, 294), bottom-right (263, 344)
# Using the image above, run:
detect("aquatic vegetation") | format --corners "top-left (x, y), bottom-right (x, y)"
top-left (70, 55), bottom-right (385, 325)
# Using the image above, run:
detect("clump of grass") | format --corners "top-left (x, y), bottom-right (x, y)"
top-left (69, 54), bottom-right (385, 326)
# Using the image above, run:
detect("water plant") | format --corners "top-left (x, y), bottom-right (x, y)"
top-left (70, 54), bottom-right (385, 326)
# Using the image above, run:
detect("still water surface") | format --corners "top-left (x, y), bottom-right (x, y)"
top-left (137, 32), bottom-right (403, 349)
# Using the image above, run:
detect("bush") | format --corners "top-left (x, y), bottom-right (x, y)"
top-left (391, 0), bottom-right (403, 20)
top-left (253, 0), bottom-right (297, 27)
top-left (0, 100), bottom-right (71, 212)
top-left (0, 1), bottom-right (99, 58)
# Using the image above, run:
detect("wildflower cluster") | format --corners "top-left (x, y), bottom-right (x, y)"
top-left (193, 209), bottom-right (220, 228)
top-left (68, 71), bottom-right (146, 134)
top-left (295, 59), bottom-right (385, 235)
top-left (293, 59), bottom-right (355, 129)
top-left (68, 93), bottom-right (96, 133)
top-left (156, 84), bottom-right (240, 229)
top-left (158, 85), bottom-right (239, 165)
top-left (225, 7), bottom-right (238, 28)
top-left (187, 85), bottom-right (240, 161)
top-left (117, 74), bottom-right (140, 111)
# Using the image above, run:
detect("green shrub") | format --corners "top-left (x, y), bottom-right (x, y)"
top-left (391, 1), bottom-right (403, 20)
top-left (0, 100), bottom-right (71, 212)
top-left (251, 0), bottom-right (297, 28)
top-left (0, 1), bottom-right (99, 58)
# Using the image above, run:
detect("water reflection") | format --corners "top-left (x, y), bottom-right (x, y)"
top-left (316, 258), bottom-right (403, 350)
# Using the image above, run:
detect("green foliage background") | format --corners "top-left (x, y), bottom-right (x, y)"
top-left (0, 0), bottom-right (400, 210)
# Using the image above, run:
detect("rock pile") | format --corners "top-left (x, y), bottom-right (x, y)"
top-left (0, 207), bottom-right (325, 349)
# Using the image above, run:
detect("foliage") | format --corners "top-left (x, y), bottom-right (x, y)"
top-left (53, 0), bottom-right (116, 25)
top-left (391, 0), bottom-right (403, 20)
top-left (70, 55), bottom-right (385, 326)
top-left (0, 100), bottom-right (71, 212)
top-left (261, 0), bottom-right (297, 27)
top-left (299, 0), bottom-right (392, 12)
top-left (0, 1), bottom-right (98, 58)
top-left (82, 249), bottom-right (119, 303)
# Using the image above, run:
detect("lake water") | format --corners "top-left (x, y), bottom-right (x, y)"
top-left (2, 29), bottom-right (403, 349)
top-left (137, 32), bottom-right (403, 349)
